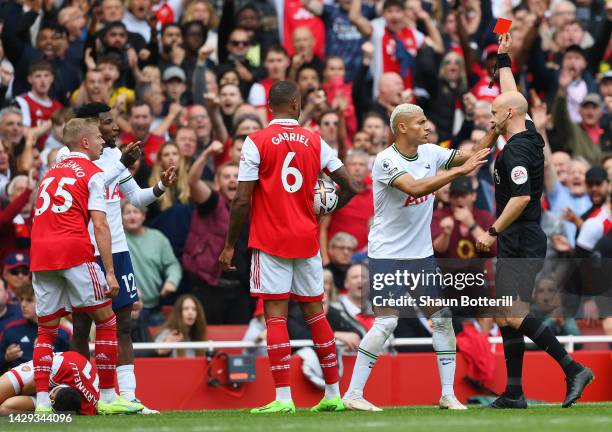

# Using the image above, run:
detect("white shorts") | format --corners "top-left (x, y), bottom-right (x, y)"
top-left (250, 249), bottom-right (324, 301)
top-left (7, 356), bottom-right (62, 394)
top-left (33, 262), bottom-right (110, 322)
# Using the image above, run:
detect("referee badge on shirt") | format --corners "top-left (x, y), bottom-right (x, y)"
top-left (510, 166), bottom-right (528, 185)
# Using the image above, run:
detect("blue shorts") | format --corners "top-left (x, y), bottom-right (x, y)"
top-left (368, 255), bottom-right (443, 309)
top-left (97, 251), bottom-right (139, 310)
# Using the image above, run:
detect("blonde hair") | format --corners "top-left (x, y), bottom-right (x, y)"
top-left (182, 0), bottom-right (219, 28)
top-left (63, 118), bottom-right (99, 151)
top-left (389, 104), bottom-right (423, 136)
top-left (148, 142), bottom-right (190, 211)
top-left (440, 52), bottom-right (467, 89)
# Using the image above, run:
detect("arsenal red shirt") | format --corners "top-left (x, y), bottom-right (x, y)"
top-left (15, 92), bottom-right (63, 149)
top-left (239, 119), bottom-right (343, 258)
top-left (31, 153), bottom-right (106, 271)
top-left (283, 0), bottom-right (326, 59)
top-left (50, 351), bottom-right (100, 415)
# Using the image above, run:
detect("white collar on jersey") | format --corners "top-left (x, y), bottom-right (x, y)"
top-left (65, 151), bottom-right (91, 161)
top-left (269, 118), bottom-right (299, 126)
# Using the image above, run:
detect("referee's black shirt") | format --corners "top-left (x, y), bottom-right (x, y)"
top-left (493, 120), bottom-right (545, 222)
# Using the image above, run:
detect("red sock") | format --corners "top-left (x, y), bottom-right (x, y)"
top-left (95, 314), bottom-right (118, 390)
top-left (266, 316), bottom-right (291, 387)
top-left (306, 312), bottom-right (339, 385)
top-left (34, 323), bottom-right (58, 393)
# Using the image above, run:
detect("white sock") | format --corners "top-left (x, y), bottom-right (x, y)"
top-left (431, 309), bottom-right (456, 397)
top-left (275, 386), bottom-right (292, 402)
top-left (100, 388), bottom-right (117, 403)
top-left (324, 382), bottom-right (340, 399)
top-left (36, 391), bottom-right (51, 408)
top-left (117, 364), bottom-right (136, 401)
top-left (344, 315), bottom-right (397, 400)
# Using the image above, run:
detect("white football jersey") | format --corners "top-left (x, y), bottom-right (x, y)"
top-left (88, 147), bottom-right (132, 253)
top-left (368, 143), bottom-right (456, 259)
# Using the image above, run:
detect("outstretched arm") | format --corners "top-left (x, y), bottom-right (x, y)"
top-left (449, 128), bottom-right (498, 166)
top-left (393, 149), bottom-right (490, 197)
top-left (497, 33), bottom-right (517, 93)
top-left (120, 165), bottom-right (176, 208)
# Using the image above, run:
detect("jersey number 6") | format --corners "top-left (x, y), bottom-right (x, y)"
top-left (35, 177), bottom-right (77, 216)
top-left (281, 152), bottom-right (303, 193)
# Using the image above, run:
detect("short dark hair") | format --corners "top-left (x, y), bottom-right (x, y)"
top-left (19, 283), bottom-right (34, 300)
top-left (28, 60), bottom-right (54, 75)
top-left (264, 45), bottom-right (289, 61)
top-left (181, 20), bottom-right (207, 37)
top-left (296, 65), bottom-right (321, 83)
top-left (233, 134), bottom-right (248, 144)
top-left (565, 44), bottom-right (585, 59)
top-left (97, 53), bottom-right (123, 69)
top-left (382, 0), bottom-right (405, 11)
top-left (52, 387), bottom-right (81, 414)
top-left (162, 23), bottom-right (182, 36)
top-left (40, 23), bottom-right (67, 37)
top-left (129, 101), bottom-right (152, 116)
top-left (269, 80), bottom-right (299, 108)
top-left (363, 111), bottom-right (386, 123)
top-left (75, 103), bottom-right (111, 119)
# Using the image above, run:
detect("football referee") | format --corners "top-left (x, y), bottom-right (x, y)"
top-left (475, 33), bottom-right (594, 409)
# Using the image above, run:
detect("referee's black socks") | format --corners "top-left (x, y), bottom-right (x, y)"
top-left (500, 326), bottom-right (525, 397)
top-left (518, 314), bottom-right (582, 376)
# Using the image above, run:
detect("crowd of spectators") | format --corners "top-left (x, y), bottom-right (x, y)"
top-left (0, 0), bottom-right (611, 379)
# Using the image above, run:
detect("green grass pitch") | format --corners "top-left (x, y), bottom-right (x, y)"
top-left (4, 403), bottom-right (611, 432)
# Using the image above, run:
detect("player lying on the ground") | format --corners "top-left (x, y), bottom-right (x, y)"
top-left (0, 351), bottom-right (98, 415)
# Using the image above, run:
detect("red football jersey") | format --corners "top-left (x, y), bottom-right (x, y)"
top-left (51, 352), bottom-right (100, 415)
top-left (31, 153), bottom-right (105, 271)
top-left (15, 92), bottom-right (62, 149)
top-left (283, 0), bottom-right (325, 59)
top-left (381, 27), bottom-right (420, 90)
top-left (243, 119), bottom-right (322, 258)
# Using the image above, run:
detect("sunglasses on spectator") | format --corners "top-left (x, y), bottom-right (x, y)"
top-left (322, 121), bottom-right (339, 126)
top-left (230, 40), bottom-right (250, 47)
top-left (9, 267), bottom-right (29, 276)
top-left (444, 59), bottom-right (462, 65)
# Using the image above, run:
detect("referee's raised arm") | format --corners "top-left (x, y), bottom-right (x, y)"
top-left (497, 33), bottom-right (518, 94)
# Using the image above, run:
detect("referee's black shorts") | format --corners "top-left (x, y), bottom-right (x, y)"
top-left (495, 221), bottom-right (547, 301)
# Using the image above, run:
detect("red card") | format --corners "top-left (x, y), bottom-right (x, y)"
top-left (493, 18), bottom-right (512, 34)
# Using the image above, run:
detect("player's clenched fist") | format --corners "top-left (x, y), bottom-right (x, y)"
top-left (105, 273), bottom-right (120, 298)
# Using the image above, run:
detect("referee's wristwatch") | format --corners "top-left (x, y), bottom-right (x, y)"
top-left (488, 226), bottom-right (499, 237)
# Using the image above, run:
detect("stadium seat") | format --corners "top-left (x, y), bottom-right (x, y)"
top-left (576, 319), bottom-right (608, 350)
top-left (148, 326), bottom-right (162, 338)
top-left (206, 325), bottom-right (249, 341)
top-left (162, 305), bottom-right (173, 320)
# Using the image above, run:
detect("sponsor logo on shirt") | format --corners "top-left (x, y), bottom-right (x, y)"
top-left (511, 166), bottom-right (528, 185)
top-left (403, 192), bottom-right (434, 207)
